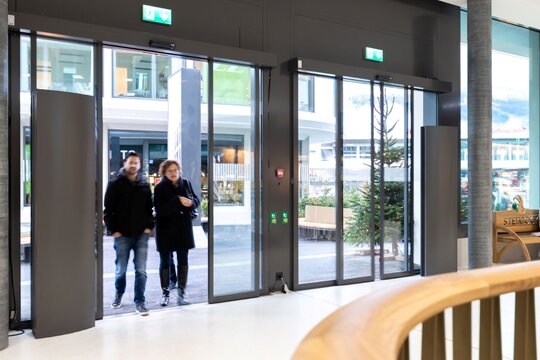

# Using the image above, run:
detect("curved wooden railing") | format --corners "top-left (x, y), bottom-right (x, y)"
top-left (293, 261), bottom-right (540, 360)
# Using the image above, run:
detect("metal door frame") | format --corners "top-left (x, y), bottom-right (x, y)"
top-left (291, 58), bottom-right (448, 289)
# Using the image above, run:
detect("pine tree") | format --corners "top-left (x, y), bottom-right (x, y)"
top-left (344, 92), bottom-right (405, 255)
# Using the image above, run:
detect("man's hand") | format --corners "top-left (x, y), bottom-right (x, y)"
top-left (143, 228), bottom-right (151, 234)
top-left (112, 232), bottom-right (122, 238)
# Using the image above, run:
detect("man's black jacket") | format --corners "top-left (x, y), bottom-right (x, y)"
top-left (104, 169), bottom-right (154, 237)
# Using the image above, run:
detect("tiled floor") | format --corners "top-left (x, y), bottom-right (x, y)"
top-left (5, 273), bottom-right (525, 360)
top-left (4, 276), bottom-right (421, 360)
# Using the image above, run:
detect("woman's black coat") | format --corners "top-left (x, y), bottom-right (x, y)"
top-left (154, 176), bottom-right (200, 253)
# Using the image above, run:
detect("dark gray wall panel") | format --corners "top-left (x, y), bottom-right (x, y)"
top-left (264, 0), bottom-right (294, 287)
top-left (31, 90), bottom-right (96, 338)
top-left (12, 0), bottom-right (264, 50)
top-left (293, 14), bottom-right (434, 76)
top-left (421, 126), bottom-right (458, 276)
top-left (294, 0), bottom-right (441, 40)
top-left (0, 0), bottom-right (8, 351)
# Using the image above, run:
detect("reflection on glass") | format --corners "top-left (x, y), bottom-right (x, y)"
top-left (36, 38), bottom-right (93, 95)
top-left (342, 80), bottom-right (373, 280)
top-left (297, 75), bottom-right (337, 284)
top-left (212, 63), bottom-right (256, 296)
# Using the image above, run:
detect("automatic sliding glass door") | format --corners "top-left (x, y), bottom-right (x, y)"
top-left (375, 83), bottom-right (413, 279)
top-left (295, 73), bottom-right (419, 288)
top-left (297, 74), bottom-right (337, 285)
top-left (341, 79), bottom-right (374, 281)
top-left (209, 62), bottom-right (261, 301)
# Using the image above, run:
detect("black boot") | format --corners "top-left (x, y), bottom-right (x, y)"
top-left (177, 265), bottom-right (189, 305)
top-left (169, 254), bottom-right (177, 290)
top-left (160, 290), bottom-right (170, 306)
top-left (159, 268), bottom-right (170, 306)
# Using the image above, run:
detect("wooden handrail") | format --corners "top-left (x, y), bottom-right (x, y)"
top-left (293, 261), bottom-right (540, 360)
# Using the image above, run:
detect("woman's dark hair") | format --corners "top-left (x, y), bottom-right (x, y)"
top-left (159, 159), bottom-right (181, 178)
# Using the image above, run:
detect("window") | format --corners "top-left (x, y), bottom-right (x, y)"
top-left (36, 38), bottom-right (93, 95)
top-left (343, 145), bottom-right (357, 158)
top-left (460, 11), bottom-right (540, 220)
top-left (113, 49), bottom-right (172, 99)
top-left (298, 75), bottom-right (315, 112)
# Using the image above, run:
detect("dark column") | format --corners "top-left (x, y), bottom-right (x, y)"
top-left (467, 0), bottom-right (492, 268)
top-left (0, 0), bottom-right (9, 351)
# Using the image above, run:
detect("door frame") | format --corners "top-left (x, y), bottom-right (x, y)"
top-left (8, 25), bottom-right (276, 329)
top-left (290, 58), bottom-right (451, 290)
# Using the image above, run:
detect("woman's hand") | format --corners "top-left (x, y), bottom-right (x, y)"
top-left (179, 196), bottom-right (193, 207)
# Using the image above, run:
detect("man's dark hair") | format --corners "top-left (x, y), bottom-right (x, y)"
top-left (124, 151), bottom-right (141, 163)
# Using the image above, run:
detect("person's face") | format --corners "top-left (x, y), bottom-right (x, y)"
top-left (123, 155), bottom-right (141, 176)
top-left (165, 164), bottom-right (180, 182)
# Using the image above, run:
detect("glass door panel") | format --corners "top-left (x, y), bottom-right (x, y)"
top-left (342, 80), bottom-right (374, 280)
top-left (297, 75), bottom-right (337, 284)
top-left (377, 84), bottom-right (412, 277)
top-left (36, 38), bottom-right (94, 95)
top-left (211, 62), bottom-right (259, 298)
top-left (20, 35), bottom-right (31, 321)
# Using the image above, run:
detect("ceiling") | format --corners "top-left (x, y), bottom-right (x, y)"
top-left (439, 0), bottom-right (540, 30)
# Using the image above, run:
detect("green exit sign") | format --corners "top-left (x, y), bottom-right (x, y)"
top-left (365, 47), bottom-right (383, 62)
top-left (142, 5), bottom-right (172, 25)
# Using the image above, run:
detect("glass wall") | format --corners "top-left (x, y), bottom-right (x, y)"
top-left (113, 49), bottom-right (172, 99)
top-left (297, 74), bottom-right (337, 284)
top-left (212, 62), bottom-right (258, 297)
top-left (36, 38), bottom-right (93, 95)
top-left (460, 12), bottom-right (540, 219)
top-left (19, 36), bottom-right (95, 322)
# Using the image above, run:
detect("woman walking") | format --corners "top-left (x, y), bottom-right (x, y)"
top-left (154, 160), bottom-right (200, 306)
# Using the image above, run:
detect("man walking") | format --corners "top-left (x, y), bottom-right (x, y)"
top-left (104, 151), bottom-right (154, 316)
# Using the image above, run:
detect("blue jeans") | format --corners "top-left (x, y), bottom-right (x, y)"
top-left (114, 232), bottom-right (149, 304)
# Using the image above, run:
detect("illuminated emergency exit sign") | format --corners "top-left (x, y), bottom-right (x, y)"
top-left (365, 47), bottom-right (384, 62)
top-left (142, 5), bottom-right (172, 25)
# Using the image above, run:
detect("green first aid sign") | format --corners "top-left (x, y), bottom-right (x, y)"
top-left (142, 5), bottom-right (172, 25)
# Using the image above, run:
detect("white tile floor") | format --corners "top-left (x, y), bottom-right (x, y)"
top-left (3, 276), bottom-right (421, 360)
top-left (3, 274), bottom-right (525, 360)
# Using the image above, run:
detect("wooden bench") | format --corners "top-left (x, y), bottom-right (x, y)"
top-left (493, 207), bottom-right (540, 263)
top-left (20, 234), bottom-right (31, 262)
top-left (298, 205), bottom-right (353, 240)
